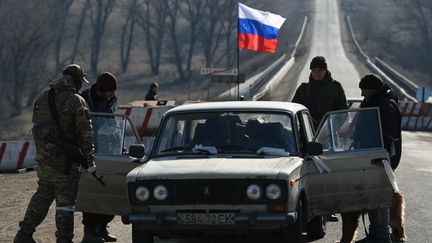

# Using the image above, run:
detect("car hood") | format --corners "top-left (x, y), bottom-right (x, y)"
top-left (127, 156), bottom-right (302, 182)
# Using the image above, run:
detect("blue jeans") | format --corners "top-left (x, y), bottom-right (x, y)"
top-left (368, 208), bottom-right (391, 243)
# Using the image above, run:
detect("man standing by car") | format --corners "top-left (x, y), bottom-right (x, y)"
top-left (292, 56), bottom-right (348, 223)
top-left (358, 74), bottom-right (402, 170)
top-left (339, 74), bottom-right (403, 243)
top-left (80, 72), bottom-right (118, 243)
top-left (356, 74), bottom-right (402, 243)
top-left (292, 56), bottom-right (348, 129)
top-left (14, 64), bottom-right (95, 243)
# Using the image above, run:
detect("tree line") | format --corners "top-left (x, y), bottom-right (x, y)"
top-left (342, 0), bottom-right (432, 84)
top-left (0, 0), bottom-right (239, 119)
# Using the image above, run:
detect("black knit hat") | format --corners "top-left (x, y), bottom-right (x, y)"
top-left (96, 72), bottom-right (117, 92)
top-left (310, 56), bottom-right (327, 70)
top-left (359, 73), bottom-right (384, 90)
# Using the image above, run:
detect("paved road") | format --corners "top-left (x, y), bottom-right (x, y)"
top-left (298, 0), bottom-right (360, 98)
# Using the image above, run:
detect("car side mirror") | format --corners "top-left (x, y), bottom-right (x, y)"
top-left (129, 144), bottom-right (145, 158)
top-left (306, 142), bottom-right (323, 156)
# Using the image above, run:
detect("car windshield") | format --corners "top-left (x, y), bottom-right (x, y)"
top-left (153, 111), bottom-right (296, 157)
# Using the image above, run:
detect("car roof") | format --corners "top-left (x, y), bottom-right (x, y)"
top-left (166, 101), bottom-right (307, 115)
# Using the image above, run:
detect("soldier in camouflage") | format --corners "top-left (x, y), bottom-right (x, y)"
top-left (14, 64), bottom-right (95, 243)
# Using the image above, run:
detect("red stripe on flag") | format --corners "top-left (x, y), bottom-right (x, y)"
top-left (0, 143), bottom-right (6, 163)
top-left (239, 33), bottom-right (278, 53)
top-left (17, 141), bottom-right (30, 170)
top-left (139, 108), bottom-right (153, 138)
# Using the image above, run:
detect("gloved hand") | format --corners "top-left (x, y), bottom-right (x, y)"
top-left (86, 164), bottom-right (96, 174)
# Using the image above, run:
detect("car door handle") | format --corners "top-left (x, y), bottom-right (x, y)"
top-left (371, 158), bottom-right (387, 165)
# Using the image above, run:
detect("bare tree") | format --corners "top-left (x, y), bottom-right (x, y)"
top-left (166, 0), bottom-right (186, 80)
top-left (394, 0), bottom-right (432, 51)
top-left (53, 0), bottom-right (75, 68)
top-left (179, 0), bottom-right (204, 77)
top-left (71, 0), bottom-right (90, 64)
top-left (199, 0), bottom-right (225, 67)
top-left (120, 0), bottom-right (138, 72)
top-left (87, 0), bottom-right (116, 75)
top-left (136, 0), bottom-right (168, 75)
top-left (219, 0), bottom-right (237, 67)
top-left (0, 0), bottom-right (57, 117)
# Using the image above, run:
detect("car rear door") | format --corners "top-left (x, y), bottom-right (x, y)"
top-left (75, 113), bottom-right (144, 215)
top-left (303, 108), bottom-right (395, 216)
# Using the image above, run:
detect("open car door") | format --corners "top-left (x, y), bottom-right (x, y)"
top-left (304, 108), bottom-right (395, 216)
top-left (76, 113), bottom-right (144, 215)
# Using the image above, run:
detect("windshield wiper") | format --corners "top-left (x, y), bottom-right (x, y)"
top-left (217, 145), bottom-right (257, 153)
top-left (192, 145), bottom-right (217, 154)
top-left (256, 147), bottom-right (290, 156)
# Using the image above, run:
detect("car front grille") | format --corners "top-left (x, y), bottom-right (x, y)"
top-left (129, 179), bottom-right (287, 205)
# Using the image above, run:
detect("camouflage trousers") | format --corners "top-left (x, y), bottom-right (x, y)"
top-left (19, 165), bottom-right (81, 242)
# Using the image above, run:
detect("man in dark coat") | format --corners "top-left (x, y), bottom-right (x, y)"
top-left (145, 82), bottom-right (159, 100)
top-left (292, 56), bottom-right (348, 129)
top-left (80, 72), bottom-right (118, 243)
top-left (358, 74), bottom-right (402, 169)
top-left (340, 74), bottom-right (403, 243)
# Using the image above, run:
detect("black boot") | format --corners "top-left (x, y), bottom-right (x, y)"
top-left (81, 226), bottom-right (104, 243)
top-left (14, 230), bottom-right (36, 243)
top-left (97, 225), bottom-right (117, 242)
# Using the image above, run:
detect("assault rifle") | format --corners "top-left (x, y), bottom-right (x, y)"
top-left (46, 89), bottom-right (105, 186)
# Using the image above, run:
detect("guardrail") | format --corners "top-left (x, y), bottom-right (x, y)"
top-left (346, 15), bottom-right (432, 131)
top-left (252, 16), bottom-right (309, 100)
top-left (346, 16), bottom-right (417, 102)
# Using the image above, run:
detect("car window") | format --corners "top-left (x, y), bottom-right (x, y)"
top-left (314, 108), bottom-right (382, 153)
top-left (153, 111), bottom-right (297, 156)
top-left (91, 114), bottom-right (141, 155)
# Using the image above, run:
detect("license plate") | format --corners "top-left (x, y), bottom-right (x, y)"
top-left (177, 213), bottom-right (235, 225)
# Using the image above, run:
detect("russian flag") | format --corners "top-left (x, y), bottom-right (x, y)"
top-left (238, 3), bottom-right (286, 53)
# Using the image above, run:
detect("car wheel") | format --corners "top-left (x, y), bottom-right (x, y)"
top-left (280, 200), bottom-right (304, 243)
top-left (306, 216), bottom-right (327, 239)
top-left (132, 224), bottom-right (154, 243)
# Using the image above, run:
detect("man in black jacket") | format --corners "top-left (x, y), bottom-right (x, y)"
top-left (342, 74), bottom-right (402, 243)
top-left (292, 56), bottom-right (348, 129)
top-left (358, 74), bottom-right (402, 169)
top-left (80, 72), bottom-right (118, 243)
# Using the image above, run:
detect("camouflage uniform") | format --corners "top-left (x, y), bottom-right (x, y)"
top-left (17, 78), bottom-right (94, 243)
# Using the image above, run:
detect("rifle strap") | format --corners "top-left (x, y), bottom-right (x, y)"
top-left (48, 88), bottom-right (65, 140)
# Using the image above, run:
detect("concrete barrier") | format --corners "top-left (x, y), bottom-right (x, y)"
top-left (399, 101), bottom-right (432, 131)
top-left (0, 141), bottom-right (36, 172)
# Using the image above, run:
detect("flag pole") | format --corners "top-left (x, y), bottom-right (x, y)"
top-left (237, 6), bottom-right (240, 101)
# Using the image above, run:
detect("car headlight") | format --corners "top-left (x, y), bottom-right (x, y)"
top-left (265, 184), bottom-right (282, 200)
top-left (153, 185), bottom-right (169, 200)
top-left (135, 186), bottom-right (150, 202)
top-left (246, 184), bottom-right (262, 200)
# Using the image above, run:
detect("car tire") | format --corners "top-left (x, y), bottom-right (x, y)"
top-left (280, 200), bottom-right (304, 243)
top-left (306, 215), bottom-right (327, 239)
top-left (132, 225), bottom-right (154, 243)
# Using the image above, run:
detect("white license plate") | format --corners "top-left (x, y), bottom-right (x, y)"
top-left (177, 213), bottom-right (235, 225)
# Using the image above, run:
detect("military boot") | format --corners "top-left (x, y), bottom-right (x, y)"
top-left (81, 226), bottom-right (104, 243)
top-left (14, 230), bottom-right (36, 243)
top-left (97, 225), bottom-right (117, 242)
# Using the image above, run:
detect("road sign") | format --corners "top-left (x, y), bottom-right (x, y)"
top-left (200, 68), bottom-right (238, 76)
top-left (210, 73), bottom-right (245, 83)
top-left (416, 87), bottom-right (432, 102)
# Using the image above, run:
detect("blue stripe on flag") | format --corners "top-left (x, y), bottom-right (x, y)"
top-left (239, 18), bottom-right (280, 40)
